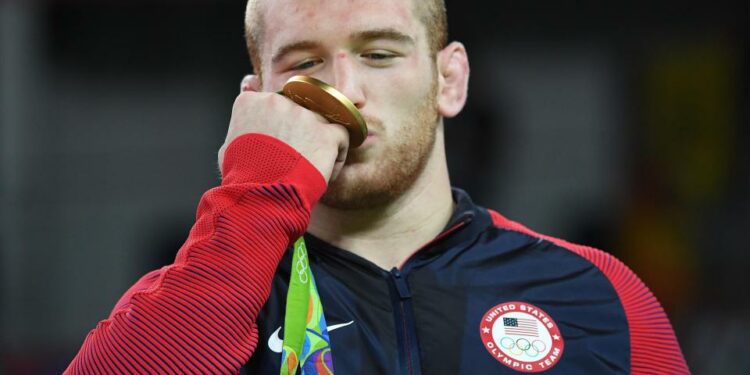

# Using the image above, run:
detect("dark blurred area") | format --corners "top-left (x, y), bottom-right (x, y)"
top-left (1, 0), bottom-right (747, 373)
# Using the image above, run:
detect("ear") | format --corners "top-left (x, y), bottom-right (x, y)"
top-left (436, 41), bottom-right (470, 118)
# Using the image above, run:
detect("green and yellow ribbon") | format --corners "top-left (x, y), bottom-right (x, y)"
top-left (280, 238), bottom-right (335, 375)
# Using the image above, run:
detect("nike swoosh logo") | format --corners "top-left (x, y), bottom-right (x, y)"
top-left (268, 321), bottom-right (354, 354)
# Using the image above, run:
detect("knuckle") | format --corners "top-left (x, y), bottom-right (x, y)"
top-left (264, 93), bottom-right (284, 109)
top-left (327, 125), bottom-right (348, 141)
top-left (232, 92), bottom-right (249, 109)
top-left (335, 124), bottom-right (349, 139)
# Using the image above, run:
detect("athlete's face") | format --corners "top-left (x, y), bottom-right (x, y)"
top-left (257, 0), bottom-right (440, 209)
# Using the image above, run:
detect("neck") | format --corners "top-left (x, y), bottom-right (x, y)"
top-left (308, 126), bottom-right (454, 270)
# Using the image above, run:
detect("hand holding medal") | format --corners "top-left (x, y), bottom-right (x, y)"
top-left (280, 75), bottom-right (368, 147)
top-left (278, 75), bottom-right (366, 375)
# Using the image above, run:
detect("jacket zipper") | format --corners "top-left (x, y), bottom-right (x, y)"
top-left (387, 216), bottom-right (472, 375)
top-left (389, 267), bottom-right (421, 375)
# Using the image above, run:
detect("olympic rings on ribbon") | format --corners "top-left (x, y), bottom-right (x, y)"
top-left (294, 243), bottom-right (309, 284)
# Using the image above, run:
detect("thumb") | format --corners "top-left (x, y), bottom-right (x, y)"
top-left (240, 74), bottom-right (261, 92)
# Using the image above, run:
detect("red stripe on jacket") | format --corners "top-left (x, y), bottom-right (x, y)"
top-left (488, 209), bottom-right (690, 374)
top-left (65, 134), bottom-right (327, 374)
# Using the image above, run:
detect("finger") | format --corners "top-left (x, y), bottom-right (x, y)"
top-left (331, 124), bottom-right (350, 159)
top-left (240, 75), bottom-right (261, 92)
top-left (328, 124), bottom-right (350, 182)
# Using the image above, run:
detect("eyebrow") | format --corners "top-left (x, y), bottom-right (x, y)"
top-left (272, 40), bottom-right (321, 65)
top-left (271, 28), bottom-right (415, 65)
top-left (350, 28), bottom-right (415, 45)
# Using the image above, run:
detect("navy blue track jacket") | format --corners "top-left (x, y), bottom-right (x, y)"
top-left (244, 189), bottom-right (689, 374)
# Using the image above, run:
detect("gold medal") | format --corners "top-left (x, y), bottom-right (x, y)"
top-left (280, 75), bottom-right (368, 147)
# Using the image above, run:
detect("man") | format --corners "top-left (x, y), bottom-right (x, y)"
top-left (67, 0), bottom-right (690, 373)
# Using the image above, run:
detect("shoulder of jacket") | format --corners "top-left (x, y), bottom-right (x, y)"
top-left (486, 209), bottom-right (690, 374)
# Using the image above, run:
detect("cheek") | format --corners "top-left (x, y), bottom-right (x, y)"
top-left (368, 61), bottom-right (433, 122)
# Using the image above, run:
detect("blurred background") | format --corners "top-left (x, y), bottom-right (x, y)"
top-left (1, 0), bottom-right (747, 373)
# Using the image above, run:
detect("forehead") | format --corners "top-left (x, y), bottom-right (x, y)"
top-left (259, 0), bottom-right (422, 55)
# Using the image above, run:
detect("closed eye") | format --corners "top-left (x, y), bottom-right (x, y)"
top-left (291, 59), bottom-right (321, 71)
top-left (361, 51), bottom-right (399, 67)
top-left (362, 52), bottom-right (396, 60)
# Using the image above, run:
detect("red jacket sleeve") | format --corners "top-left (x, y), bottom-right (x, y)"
top-left (488, 210), bottom-right (690, 375)
top-left (65, 133), bottom-right (327, 374)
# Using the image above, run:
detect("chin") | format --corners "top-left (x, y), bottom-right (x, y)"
top-left (320, 150), bottom-right (427, 210)
top-left (344, 142), bottom-right (378, 165)
top-left (320, 161), bottom-right (391, 208)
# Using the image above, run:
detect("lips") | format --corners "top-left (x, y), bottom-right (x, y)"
top-left (358, 131), bottom-right (377, 148)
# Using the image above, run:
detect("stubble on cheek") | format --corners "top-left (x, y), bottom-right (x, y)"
top-left (319, 79), bottom-right (439, 210)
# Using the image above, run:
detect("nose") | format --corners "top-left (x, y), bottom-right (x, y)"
top-left (328, 53), bottom-right (365, 109)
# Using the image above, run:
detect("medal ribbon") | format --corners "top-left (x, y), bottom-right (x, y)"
top-left (280, 238), bottom-right (335, 375)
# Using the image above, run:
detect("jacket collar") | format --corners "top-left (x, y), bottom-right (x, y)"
top-left (304, 188), bottom-right (492, 272)
top-left (415, 188), bottom-right (491, 259)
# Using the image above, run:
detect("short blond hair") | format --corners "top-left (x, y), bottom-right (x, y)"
top-left (244, 0), bottom-right (447, 77)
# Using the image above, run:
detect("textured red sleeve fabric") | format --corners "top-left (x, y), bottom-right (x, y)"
top-left (488, 210), bottom-right (690, 375)
top-left (65, 133), bottom-right (327, 374)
